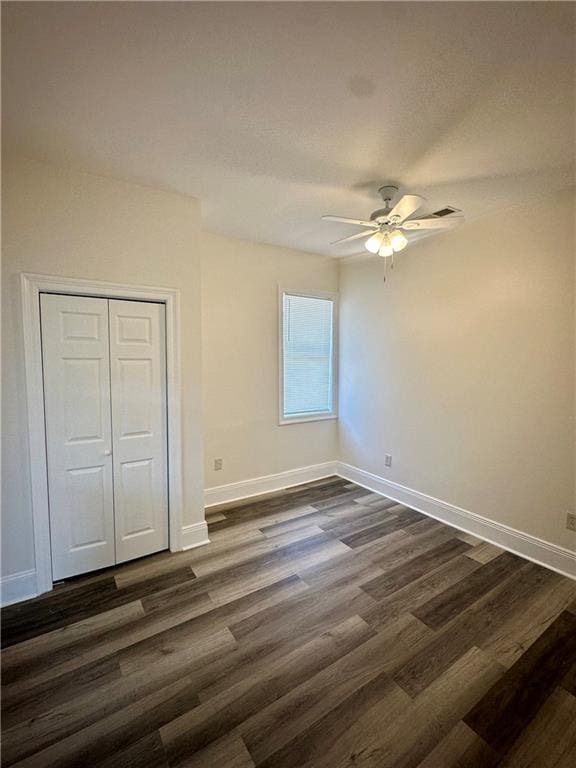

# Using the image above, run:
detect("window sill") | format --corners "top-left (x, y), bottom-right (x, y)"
top-left (279, 413), bottom-right (338, 426)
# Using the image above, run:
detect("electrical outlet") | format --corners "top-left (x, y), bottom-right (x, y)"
top-left (214, 458), bottom-right (223, 471)
top-left (567, 512), bottom-right (576, 532)
top-left (385, 454), bottom-right (392, 468)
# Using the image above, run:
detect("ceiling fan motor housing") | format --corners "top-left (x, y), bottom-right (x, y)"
top-left (371, 184), bottom-right (399, 222)
top-left (370, 207), bottom-right (392, 223)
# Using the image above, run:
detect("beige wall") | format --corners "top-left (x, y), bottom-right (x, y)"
top-left (201, 235), bottom-right (339, 488)
top-left (1, 157), bottom-right (208, 579)
top-left (339, 190), bottom-right (576, 549)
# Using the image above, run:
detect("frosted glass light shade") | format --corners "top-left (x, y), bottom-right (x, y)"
top-left (390, 230), bottom-right (408, 252)
top-left (365, 232), bottom-right (384, 254)
top-left (379, 244), bottom-right (394, 257)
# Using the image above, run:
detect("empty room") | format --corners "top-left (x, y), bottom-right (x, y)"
top-left (1, 2), bottom-right (575, 767)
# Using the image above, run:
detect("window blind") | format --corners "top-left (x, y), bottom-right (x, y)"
top-left (282, 293), bottom-right (334, 418)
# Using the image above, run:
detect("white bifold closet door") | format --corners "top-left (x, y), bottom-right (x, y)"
top-left (41, 295), bottom-right (115, 580)
top-left (41, 293), bottom-right (168, 581)
top-left (109, 299), bottom-right (168, 564)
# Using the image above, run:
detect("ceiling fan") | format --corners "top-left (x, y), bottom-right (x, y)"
top-left (322, 185), bottom-right (464, 261)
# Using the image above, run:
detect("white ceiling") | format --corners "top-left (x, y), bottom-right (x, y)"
top-left (3, 2), bottom-right (575, 257)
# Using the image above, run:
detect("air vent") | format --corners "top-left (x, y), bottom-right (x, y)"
top-left (432, 206), bottom-right (460, 217)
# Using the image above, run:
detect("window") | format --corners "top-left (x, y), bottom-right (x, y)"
top-left (280, 290), bottom-right (338, 423)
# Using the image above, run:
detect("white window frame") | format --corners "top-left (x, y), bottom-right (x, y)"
top-left (278, 287), bottom-right (339, 425)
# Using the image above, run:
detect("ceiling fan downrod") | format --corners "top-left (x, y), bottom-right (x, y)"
top-left (369, 185), bottom-right (398, 223)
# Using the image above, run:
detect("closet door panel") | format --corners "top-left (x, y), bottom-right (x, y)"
top-left (40, 294), bottom-right (116, 580)
top-left (109, 300), bottom-right (168, 562)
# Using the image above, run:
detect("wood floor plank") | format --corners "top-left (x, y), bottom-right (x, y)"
top-left (317, 500), bottom-right (401, 536)
top-left (414, 721), bottom-right (499, 768)
top-left (255, 670), bottom-right (410, 768)
top-left (308, 486), bottom-right (373, 510)
top-left (0, 578), bottom-right (118, 647)
top-left (122, 575), bottom-right (309, 676)
top-left (270, 645), bottom-right (502, 768)
top-left (1, 628), bottom-right (235, 765)
top-left (1, 568), bottom-right (197, 649)
top-left (2, 479), bottom-right (575, 768)
top-left (207, 480), bottom-right (350, 527)
top-left (258, 508), bottom-right (331, 536)
top-left (204, 480), bottom-right (345, 518)
top-left (7, 674), bottom-right (201, 768)
top-left (94, 731), bottom-right (169, 768)
top-left (357, 523), bottom-right (462, 567)
top-left (111, 580), bottom-right (314, 710)
top-left (188, 591), bottom-right (374, 707)
top-left (464, 610), bottom-right (576, 755)
top-left (1, 655), bottom-right (122, 731)
top-left (398, 516), bottom-right (445, 537)
top-left (393, 562), bottom-right (557, 697)
top-left (106, 550), bottom-right (190, 589)
top-left (1, 600), bottom-right (145, 678)
top-left (413, 551), bottom-right (523, 630)
top-left (340, 508), bottom-right (424, 548)
top-left (352, 491), bottom-right (386, 503)
top-left (228, 582), bottom-right (375, 645)
top-left (201, 531), bottom-right (350, 605)
top-left (160, 615), bottom-right (374, 766)
top-left (207, 503), bottom-right (322, 538)
top-left (190, 523), bottom-right (327, 578)
top-left (465, 542), bottom-right (506, 564)
top-left (177, 734), bottom-right (255, 768)
top-left (561, 658), bottom-right (576, 696)
top-left (455, 531), bottom-right (484, 546)
top-left (297, 548), bottom-right (385, 591)
top-left (360, 554), bottom-right (481, 630)
top-left (480, 572), bottom-right (576, 668)
top-left (366, 647), bottom-right (504, 768)
top-left (241, 613), bottom-right (432, 765)
top-left (2, 589), bottom-right (216, 695)
top-left (139, 580), bottom-right (215, 616)
top-left (498, 687), bottom-right (576, 768)
top-left (361, 538), bottom-right (472, 600)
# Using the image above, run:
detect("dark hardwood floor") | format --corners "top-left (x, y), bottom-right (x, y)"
top-left (2, 476), bottom-right (576, 767)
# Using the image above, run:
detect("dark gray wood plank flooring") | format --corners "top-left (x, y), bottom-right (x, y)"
top-left (2, 476), bottom-right (575, 767)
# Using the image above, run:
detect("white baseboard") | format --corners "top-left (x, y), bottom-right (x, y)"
top-left (204, 461), bottom-right (338, 508)
top-left (181, 521), bottom-right (210, 551)
top-left (1, 524), bottom-right (210, 606)
top-left (3, 461), bottom-right (572, 608)
top-left (1, 569), bottom-right (38, 606)
top-left (336, 462), bottom-right (576, 580)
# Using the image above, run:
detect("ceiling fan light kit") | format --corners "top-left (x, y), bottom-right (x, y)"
top-left (322, 184), bottom-right (464, 279)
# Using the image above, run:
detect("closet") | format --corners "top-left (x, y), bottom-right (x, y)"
top-left (40, 293), bottom-right (168, 580)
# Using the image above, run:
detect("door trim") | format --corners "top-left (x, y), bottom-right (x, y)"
top-left (21, 272), bottom-right (186, 595)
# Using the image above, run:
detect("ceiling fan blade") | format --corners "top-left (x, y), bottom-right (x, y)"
top-left (387, 195), bottom-right (425, 223)
top-left (331, 229), bottom-right (376, 246)
top-left (322, 215), bottom-right (376, 228)
top-left (402, 216), bottom-right (464, 230)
